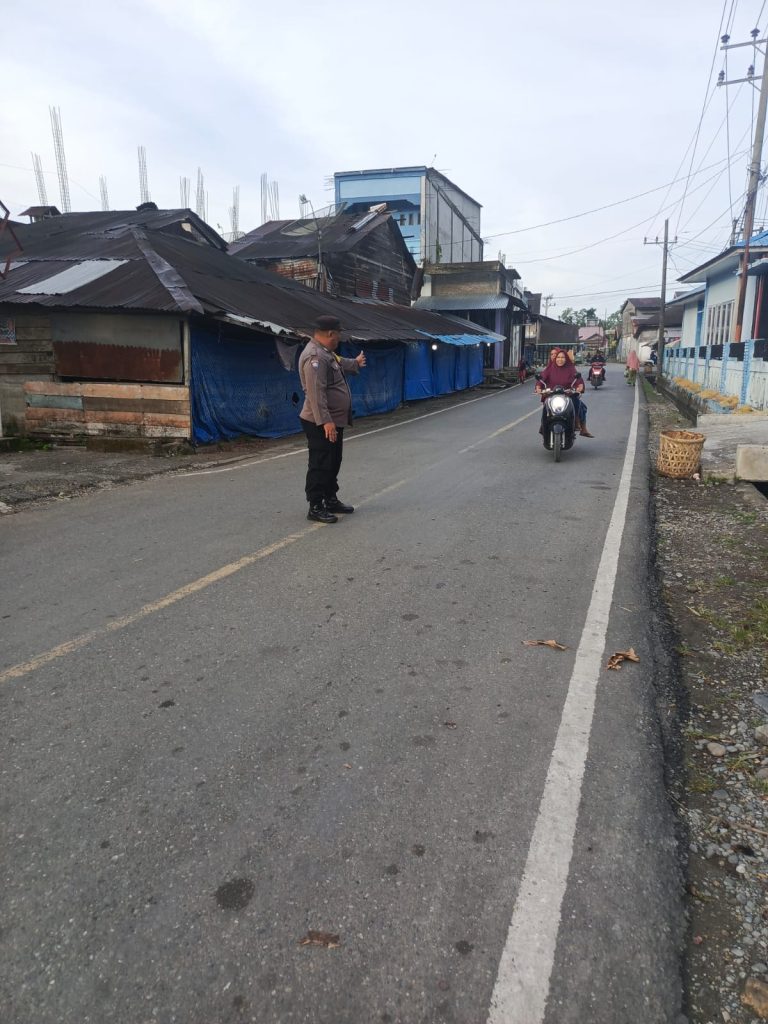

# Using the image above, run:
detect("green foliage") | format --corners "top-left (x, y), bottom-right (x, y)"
top-left (559, 306), bottom-right (621, 328)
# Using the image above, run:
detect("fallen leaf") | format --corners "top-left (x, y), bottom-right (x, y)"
top-left (522, 639), bottom-right (568, 651)
top-left (342, 763), bottom-right (352, 770)
top-left (687, 605), bottom-right (703, 618)
top-left (606, 647), bottom-right (641, 671)
top-left (444, 721), bottom-right (457, 729)
top-left (299, 930), bottom-right (341, 949)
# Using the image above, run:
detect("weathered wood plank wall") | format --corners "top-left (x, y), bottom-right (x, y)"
top-left (23, 381), bottom-right (191, 438)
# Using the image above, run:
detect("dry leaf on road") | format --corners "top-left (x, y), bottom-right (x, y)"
top-left (299, 930), bottom-right (341, 949)
top-left (521, 639), bottom-right (568, 651)
top-left (607, 648), bottom-right (640, 671)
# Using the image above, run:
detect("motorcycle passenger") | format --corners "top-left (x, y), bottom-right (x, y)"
top-left (535, 348), bottom-right (594, 438)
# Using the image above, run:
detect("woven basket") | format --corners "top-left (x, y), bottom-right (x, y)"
top-left (657, 429), bottom-right (704, 478)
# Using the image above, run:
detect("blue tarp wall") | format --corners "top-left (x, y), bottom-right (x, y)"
top-left (191, 328), bottom-right (485, 443)
top-left (340, 342), bottom-right (404, 419)
top-left (403, 340), bottom-right (483, 399)
top-left (191, 327), bottom-right (303, 443)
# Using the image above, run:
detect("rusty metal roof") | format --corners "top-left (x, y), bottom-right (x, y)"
top-left (229, 211), bottom-right (412, 262)
top-left (1, 208), bottom-right (226, 259)
top-left (0, 213), bottom-right (499, 344)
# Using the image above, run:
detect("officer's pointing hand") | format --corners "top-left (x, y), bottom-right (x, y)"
top-left (356, 350), bottom-right (366, 368)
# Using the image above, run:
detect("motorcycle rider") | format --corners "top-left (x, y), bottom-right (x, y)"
top-left (588, 350), bottom-right (606, 383)
top-left (535, 348), bottom-right (594, 437)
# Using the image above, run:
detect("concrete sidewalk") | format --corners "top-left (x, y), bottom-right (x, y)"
top-left (695, 412), bottom-right (768, 482)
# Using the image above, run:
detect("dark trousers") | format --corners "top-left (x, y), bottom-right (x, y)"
top-left (301, 419), bottom-right (344, 505)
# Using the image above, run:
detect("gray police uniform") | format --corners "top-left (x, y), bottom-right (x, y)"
top-left (298, 340), bottom-right (360, 505)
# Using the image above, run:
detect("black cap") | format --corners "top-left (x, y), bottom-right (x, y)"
top-left (314, 315), bottom-right (342, 332)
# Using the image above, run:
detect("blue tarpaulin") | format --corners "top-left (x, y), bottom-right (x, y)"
top-left (191, 328), bottom-right (486, 443)
top-left (341, 342), bottom-right (404, 418)
top-left (403, 341), bottom-right (434, 400)
top-left (402, 339), bottom-right (483, 400)
top-left (191, 327), bottom-right (303, 443)
top-left (192, 330), bottom-right (411, 442)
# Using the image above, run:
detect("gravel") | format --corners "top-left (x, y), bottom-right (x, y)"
top-left (647, 386), bottom-right (768, 1024)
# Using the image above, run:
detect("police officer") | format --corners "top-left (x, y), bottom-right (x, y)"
top-left (298, 315), bottom-right (366, 523)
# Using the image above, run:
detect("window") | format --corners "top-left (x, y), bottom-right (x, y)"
top-left (705, 300), bottom-right (733, 345)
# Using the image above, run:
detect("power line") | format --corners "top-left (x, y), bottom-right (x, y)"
top-left (482, 151), bottom-right (744, 245)
top-left (646, 0), bottom-right (730, 239)
top-left (510, 159), bottom-right (748, 265)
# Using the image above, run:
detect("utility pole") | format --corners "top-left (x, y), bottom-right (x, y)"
top-left (542, 294), bottom-right (555, 316)
top-left (644, 219), bottom-right (675, 369)
top-left (719, 28), bottom-right (768, 341)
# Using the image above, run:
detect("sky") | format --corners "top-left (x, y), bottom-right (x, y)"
top-left (3, 0), bottom-right (766, 318)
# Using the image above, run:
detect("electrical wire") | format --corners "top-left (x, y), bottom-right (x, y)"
top-left (679, 124), bottom-right (752, 233)
top-left (510, 160), bottom-right (751, 265)
top-left (671, 0), bottom-right (745, 237)
top-left (725, 43), bottom-right (735, 221)
top-left (480, 151), bottom-right (745, 246)
top-left (647, 0), bottom-right (730, 240)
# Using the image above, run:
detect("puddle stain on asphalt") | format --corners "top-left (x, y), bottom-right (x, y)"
top-left (214, 877), bottom-right (254, 911)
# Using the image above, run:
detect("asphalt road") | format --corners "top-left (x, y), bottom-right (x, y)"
top-left (0, 378), bottom-right (684, 1024)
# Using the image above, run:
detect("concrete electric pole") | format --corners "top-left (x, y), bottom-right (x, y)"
top-left (643, 219), bottom-right (676, 370)
top-left (718, 28), bottom-right (768, 341)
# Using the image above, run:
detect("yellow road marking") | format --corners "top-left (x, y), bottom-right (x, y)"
top-left (0, 479), bottom-right (409, 685)
top-left (458, 408), bottom-right (539, 453)
top-left (2, 394), bottom-right (538, 684)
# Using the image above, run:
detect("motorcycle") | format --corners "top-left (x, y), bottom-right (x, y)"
top-left (535, 375), bottom-right (578, 462)
top-left (588, 362), bottom-right (605, 388)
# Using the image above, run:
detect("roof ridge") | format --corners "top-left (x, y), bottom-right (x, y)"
top-left (129, 227), bottom-right (203, 314)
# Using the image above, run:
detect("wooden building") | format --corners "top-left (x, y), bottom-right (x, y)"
top-left (0, 206), bottom-right (498, 443)
top-left (229, 207), bottom-right (416, 305)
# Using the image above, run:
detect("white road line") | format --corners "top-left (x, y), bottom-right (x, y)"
top-left (487, 384), bottom-right (640, 1024)
top-left (179, 385), bottom-right (517, 477)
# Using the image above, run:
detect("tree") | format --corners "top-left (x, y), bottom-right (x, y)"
top-left (559, 306), bottom-right (598, 326)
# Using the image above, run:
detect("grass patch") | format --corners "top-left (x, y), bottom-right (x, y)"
top-left (732, 510), bottom-right (758, 524)
top-left (713, 575), bottom-right (736, 588)
top-left (690, 773), bottom-right (717, 794)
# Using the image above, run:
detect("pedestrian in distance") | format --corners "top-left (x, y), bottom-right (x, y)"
top-left (298, 315), bottom-right (366, 524)
top-left (626, 348), bottom-right (640, 386)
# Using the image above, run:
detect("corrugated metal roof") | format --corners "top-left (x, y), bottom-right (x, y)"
top-left (665, 285), bottom-right (706, 305)
top-left (229, 212), bottom-right (412, 262)
top-left (1, 208), bottom-right (226, 260)
top-left (413, 294), bottom-right (512, 312)
top-left (0, 212), bottom-right (502, 345)
top-left (17, 260), bottom-right (128, 295)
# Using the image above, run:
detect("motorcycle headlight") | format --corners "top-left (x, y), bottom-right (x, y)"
top-left (549, 395), bottom-right (568, 414)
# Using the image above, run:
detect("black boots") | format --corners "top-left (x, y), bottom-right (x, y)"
top-left (307, 498), bottom-right (355, 523)
top-left (307, 503), bottom-right (338, 524)
top-left (325, 497), bottom-right (355, 514)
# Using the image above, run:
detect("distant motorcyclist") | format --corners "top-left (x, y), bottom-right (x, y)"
top-left (588, 353), bottom-right (607, 382)
top-left (535, 348), bottom-right (594, 437)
